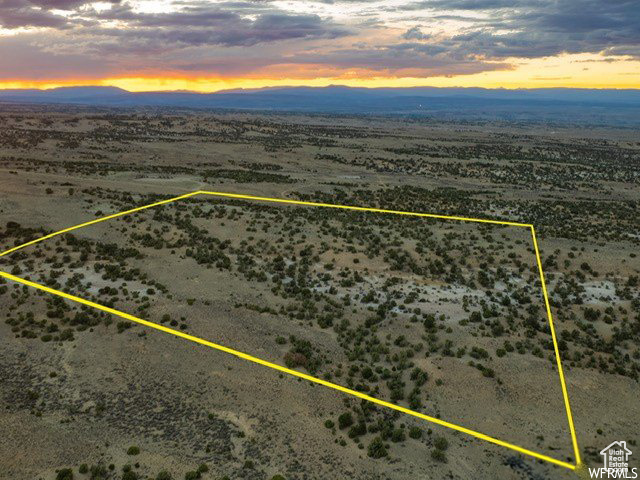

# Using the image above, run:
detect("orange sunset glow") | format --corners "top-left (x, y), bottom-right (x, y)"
top-left (0, 1), bottom-right (638, 92)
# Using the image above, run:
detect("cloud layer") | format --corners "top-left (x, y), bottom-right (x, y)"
top-left (0, 0), bottom-right (638, 83)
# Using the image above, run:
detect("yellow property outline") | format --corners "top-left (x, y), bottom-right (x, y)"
top-left (0, 190), bottom-right (581, 471)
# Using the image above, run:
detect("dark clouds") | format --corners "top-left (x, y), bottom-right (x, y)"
top-left (0, 0), bottom-right (638, 81)
top-left (0, 0), bottom-right (120, 29)
top-left (0, 9), bottom-right (68, 29)
top-left (288, 43), bottom-right (504, 74)
top-left (86, 4), bottom-right (351, 48)
top-left (408, 0), bottom-right (640, 59)
top-left (0, 32), bottom-right (115, 78)
top-left (413, 0), bottom-right (528, 10)
top-left (1, 1), bottom-right (350, 47)
top-left (0, 1), bottom-right (72, 29)
top-left (402, 26), bottom-right (430, 40)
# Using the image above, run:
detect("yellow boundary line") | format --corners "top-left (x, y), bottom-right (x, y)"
top-left (531, 226), bottom-right (581, 466)
top-left (0, 191), bottom-right (201, 258)
top-left (0, 190), bottom-right (580, 470)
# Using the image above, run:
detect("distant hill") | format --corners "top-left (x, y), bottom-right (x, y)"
top-left (1, 85), bottom-right (639, 125)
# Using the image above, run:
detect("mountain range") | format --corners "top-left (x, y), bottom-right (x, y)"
top-left (1, 85), bottom-right (639, 125)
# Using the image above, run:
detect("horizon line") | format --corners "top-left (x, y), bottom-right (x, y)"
top-left (1, 83), bottom-right (639, 95)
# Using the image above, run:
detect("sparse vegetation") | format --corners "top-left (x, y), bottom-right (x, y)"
top-left (0, 106), bottom-right (637, 480)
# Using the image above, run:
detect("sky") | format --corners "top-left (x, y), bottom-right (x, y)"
top-left (0, 0), bottom-right (638, 92)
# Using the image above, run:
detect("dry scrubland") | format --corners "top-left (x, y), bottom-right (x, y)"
top-left (0, 104), bottom-right (639, 480)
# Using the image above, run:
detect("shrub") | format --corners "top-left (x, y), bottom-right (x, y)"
top-left (283, 351), bottom-right (308, 369)
top-left (431, 449), bottom-right (447, 463)
top-left (156, 472), bottom-right (172, 480)
top-left (391, 428), bottom-right (406, 443)
top-left (348, 422), bottom-right (367, 438)
top-left (59, 328), bottom-right (74, 341)
top-left (434, 436), bottom-right (449, 450)
top-left (367, 437), bottom-right (388, 459)
top-left (126, 446), bottom-right (140, 455)
top-left (90, 464), bottom-right (107, 478)
top-left (409, 427), bottom-right (422, 439)
top-left (56, 469), bottom-right (73, 480)
top-left (482, 367), bottom-right (495, 378)
top-left (338, 412), bottom-right (353, 429)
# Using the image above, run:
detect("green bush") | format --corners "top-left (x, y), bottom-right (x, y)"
top-left (434, 436), bottom-right (449, 450)
top-left (56, 469), bottom-right (73, 480)
top-left (156, 471), bottom-right (172, 480)
top-left (431, 449), bottom-right (447, 463)
top-left (367, 437), bottom-right (388, 459)
top-left (90, 464), bottom-right (107, 478)
top-left (338, 412), bottom-right (353, 429)
top-left (126, 446), bottom-right (140, 455)
top-left (348, 422), bottom-right (367, 439)
top-left (391, 428), bottom-right (406, 443)
top-left (408, 426), bottom-right (422, 439)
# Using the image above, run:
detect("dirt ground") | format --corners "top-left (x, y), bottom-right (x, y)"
top-left (0, 105), bottom-right (638, 480)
